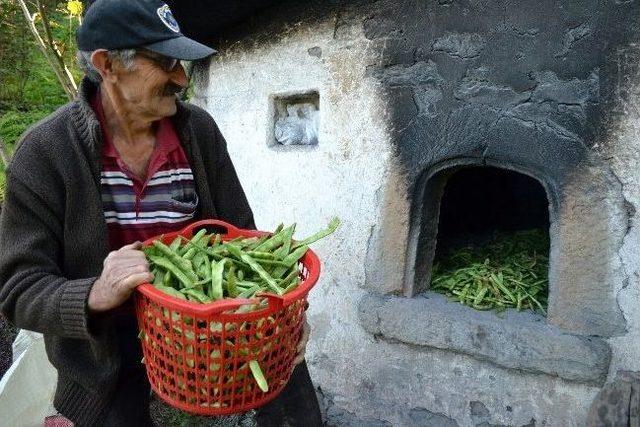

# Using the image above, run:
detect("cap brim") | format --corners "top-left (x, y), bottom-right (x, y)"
top-left (143, 36), bottom-right (216, 60)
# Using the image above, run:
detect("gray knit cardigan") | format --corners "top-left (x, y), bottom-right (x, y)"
top-left (0, 78), bottom-right (255, 426)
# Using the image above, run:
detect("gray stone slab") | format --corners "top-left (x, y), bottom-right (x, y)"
top-left (358, 292), bottom-right (611, 385)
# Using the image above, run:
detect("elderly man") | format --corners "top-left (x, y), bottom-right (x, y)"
top-left (0, 0), bottom-right (321, 426)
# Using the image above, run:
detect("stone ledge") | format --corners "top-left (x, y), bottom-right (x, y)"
top-left (358, 292), bottom-right (611, 385)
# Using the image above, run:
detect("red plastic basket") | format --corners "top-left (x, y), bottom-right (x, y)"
top-left (134, 219), bottom-right (321, 415)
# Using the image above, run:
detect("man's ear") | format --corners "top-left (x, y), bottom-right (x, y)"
top-left (91, 50), bottom-right (117, 82)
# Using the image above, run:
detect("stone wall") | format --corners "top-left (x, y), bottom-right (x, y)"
top-left (191, 1), bottom-right (640, 425)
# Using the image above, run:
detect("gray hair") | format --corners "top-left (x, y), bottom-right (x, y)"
top-left (77, 49), bottom-right (137, 83)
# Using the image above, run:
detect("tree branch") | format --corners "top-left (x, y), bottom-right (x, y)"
top-left (35, 0), bottom-right (77, 94)
top-left (16, 0), bottom-right (76, 100)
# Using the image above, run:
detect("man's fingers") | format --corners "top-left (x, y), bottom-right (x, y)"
top-left (109, 259), bottom-right (150, 273)
top-left (116, 250), bottom-right (148, 262)
top-left (106, 253), bottom-right (149, 270)
top-left (120, 241), bottom-right (143, 251)
top-left (109, 263), bottom-right (150, 283)
top-left (120, 271), bottom-right (154, 292)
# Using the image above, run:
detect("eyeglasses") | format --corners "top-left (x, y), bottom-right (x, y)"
top-left (135, 50), bottom-right (181, 72)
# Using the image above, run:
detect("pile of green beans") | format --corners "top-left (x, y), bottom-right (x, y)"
top-left (430, 229), bottom-right (549, 314)
top-left (143, 217), bottom-right (339, 303)
top-left (140, 218), bottom-right (339, 401)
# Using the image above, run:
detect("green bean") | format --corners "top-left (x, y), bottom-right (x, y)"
top-left (183, 229), bottom-right (208, 260)
top-left (280, 268), bottom-right (299, 288)
top-left (430, 229), bottom-right (549, 313)
top-left (236, 280), bottom-right (259, 289)
top-left (273, 224), bottom-right (295, 259)
top-left (152, 269), bottom-right (165, 286)
top-left (226, 265), bottom-right (238, 297)
top-left (473, 286), bottom-right (488, 307)
top-left (292, 217), bottom-right (340, 249)
top-left (254, 258), bottom-right (289, 267)
top-left (154, 284), bottom-right (187, 300)
top-left (169, 236), bottom-right (183, 252)
top-left (183, 239), bottom-right (215, 258)
top-left (282, 245), bottom-right (308, 267)
top-left (181, 288), bottom-right (211, 303)
top-left (238, 284), bottom-right (261, 298)
top-left (254, 224), bottom-right (290, 252)
top-left (249, 360), bottom-right (268, 392)
top-left (163, 270), bottom-right (172, 286)
top-left (493, 276), bottom-right (516, 303)
top-left (210, 259), bottom-right (225, 300)
top-left (226, 245), bottom-right (282, 296)
top-left (203, 254), bottom-right (211, 280)
top-left (193, 252), bottom-right (205, 271)
top-left (283, 277), bottom-right (300, 294)
top-left (271, 245), bottom-right (308, 279)
top-left (458, 283), bottom-right (471, 303)
top-left (245, 251), bottom-right (278, 260)
top-left (142, 246), bottom-right (158, 258)
top-left (152, 241), bottom-right (197, 280)
top-left (247, 235), bottom-right (269, 250)
top-left (148, 255), bottom-right (195, 289)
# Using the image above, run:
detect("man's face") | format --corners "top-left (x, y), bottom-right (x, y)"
top-left (114, 50), bottom-right (187, 120)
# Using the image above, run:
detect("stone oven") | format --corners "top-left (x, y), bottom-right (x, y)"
top-left (170, 0), bottom-right (640, 424)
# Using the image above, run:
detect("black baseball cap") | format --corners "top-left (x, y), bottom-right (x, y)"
top-left (77, 0), bottom-right (216, 60)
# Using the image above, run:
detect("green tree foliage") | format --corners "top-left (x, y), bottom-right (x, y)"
top-left (1, 0), bottom-right (81, 111)
top-left (0, 1), bottom-right (81, 199)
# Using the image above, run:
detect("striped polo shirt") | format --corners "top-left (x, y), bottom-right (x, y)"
top-left (91, 92), bottom-right (198, 251)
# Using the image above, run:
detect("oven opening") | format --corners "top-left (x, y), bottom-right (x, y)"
top-left (428, 166), bottom-right (550, 314)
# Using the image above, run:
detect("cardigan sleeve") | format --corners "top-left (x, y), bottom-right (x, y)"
top-left (0, 163), bottom-right (97, 340)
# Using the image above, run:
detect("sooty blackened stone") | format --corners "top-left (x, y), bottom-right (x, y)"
top-left (587, 370), bottom-right (640, 426)
top-left (432, 33), bottom-right (486, 59)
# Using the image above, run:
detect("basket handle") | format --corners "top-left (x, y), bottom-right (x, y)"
top-left (180, 219), bottom-right (242, 239)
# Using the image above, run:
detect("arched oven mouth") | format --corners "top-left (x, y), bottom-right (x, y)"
top-left (413, 164), bottom-right (551, 314)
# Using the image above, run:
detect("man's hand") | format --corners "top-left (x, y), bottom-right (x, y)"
top-left (87, 241), bottom-right (153, 313)
top-left (293, 317), bottom-right (310, 366)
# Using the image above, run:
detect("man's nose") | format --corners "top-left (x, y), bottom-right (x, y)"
top-left (170, 63), bottom-right (188, 88)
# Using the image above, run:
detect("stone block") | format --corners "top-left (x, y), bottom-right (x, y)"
top-left (358, 292), bottom-right (611, 384)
